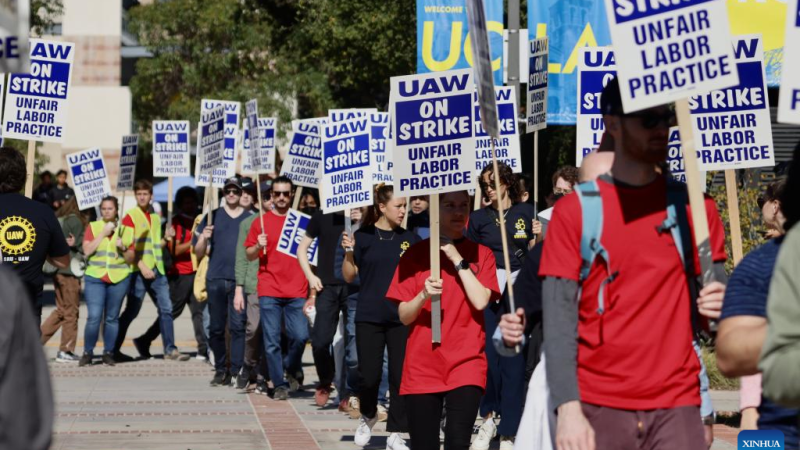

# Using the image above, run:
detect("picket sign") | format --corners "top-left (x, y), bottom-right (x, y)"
top-left (474, 86), bottom-right (521, 175)
top-left (329, 108), bottom-right (378, 123)
top-left (66, 148), bottom-right (112, 211)
top-left (321, 116), bottom-right (373, 213)
top-left (527, 38), bottom-right (549, 208)
top-left (370, 112), bottom-right (393, 185)
top-left (282, 118), bottom-right (325, 190)
top-left (197, 105), bottom-right (225, 225)
top-left (576, 47), bottom-right (616, 167)
top-left (116, 135), bottom-right (138, 234)
top-left (778, 0), bottom-right (800, 124)
top-left (244, 99), bottom-right (267, 254)
top-left (276, 209), bottom-right (319, 266)
top-left (197, 99), bottom-right (240, 187)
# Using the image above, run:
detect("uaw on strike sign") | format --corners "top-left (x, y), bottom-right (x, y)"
top-left (390, 69), bottom-right (476, 197)
top-left (321, 116), bottom-right (373, 213)
top-left (281, 119), bottom-right (324, 188)
top-left (604, 0), bottom-right (737, 112)
top-left (153, 120), bottom-right (190, 177)
top-left (778, 0), bottom-right (800, 124)
top-left (474, 86), bottom-right (521, 174)
top-left (197, 99), bottom-right (240, 187)
top-left (4, 39), bottom-right (74, 143)
top-left (576, 47), bottom-right (616, 166)
top-left (67, 148), bottom-right (111, 210)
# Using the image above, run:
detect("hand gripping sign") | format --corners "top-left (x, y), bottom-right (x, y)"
top-left (604, 0), bottom-right (738, 113)
top-left (527, 37), bottom-right (549, 133)
top-left (67, 148), bottom-right (112, 211)
top-left (778, 0), bottom-right (800, 124)
top-left (370, 112), bottom-right (392, 185)
top-left (153, 121), bottom-right (191, 177)
top-left (321, 116), bottom-right (373, 213)
top-left (474, 86), bottom-right (521, 174)
top-left (281, 118), bottom-right (324, 189)
top-left (276, 209), bottom-right (319, 266)
top-left (576, 47), bottom-right (616, 166)
top-left (197, 99), bottom-right (240, 187)
top-left (117, 135), bottom-right (138, 192)
top-left (689, 35), bottom-right (775, 172)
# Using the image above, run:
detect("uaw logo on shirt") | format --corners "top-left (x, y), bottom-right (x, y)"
top-left (513, 218), bottom-right (527, 240)
top-left (0, 216), bottom-right (37, 263)
top-left (400, 241), bottom-right (410, 257)
top-left (738, 430), bottom-right (784, 449)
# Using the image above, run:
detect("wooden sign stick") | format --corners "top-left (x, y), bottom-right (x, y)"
top-left (473, 177), bottom-right (482, 210)
top-left (293, 186), bottom-right (303, 210)
top-left (24, 140), bottom-right (36, 198)
top-left (167, 176), bottom-right (174, 232)
top-left (430, 193), bottom-right (442, 343)
top-left (724, 169), bottom-right (744, 265)
top-left (256, 176), bottom-right (266, 255)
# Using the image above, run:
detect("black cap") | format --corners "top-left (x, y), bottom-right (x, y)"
top-left (241, 177), bottom-right (256, 193)
top-left (223, 177), bottom-right (242, 190)
top-left (600, 76), bottom-right (624, 116)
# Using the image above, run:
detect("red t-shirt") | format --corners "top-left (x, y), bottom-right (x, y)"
top-left (84, 225), bottom-right (112, 284)
top-left (386, 238), bottom-right (501, 395)
top-left (539, 175), bottom-right (727, 410)
top-left (122, 209), bottom-right (152, 251)
top-left (244, 211), bottom-right (308, 299)
top-left (166, 214), bottom-right (195, 276)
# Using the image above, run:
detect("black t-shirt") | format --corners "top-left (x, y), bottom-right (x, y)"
top-left (466, 202), bottom-right (536, 271)
top-left (48, 184), bottom-right (74, 204)
top-left (407, 210), bottom-right (430, 239)
top-left (353, 224), bottom-right (421, 324)
top-left (305, 210), bottom-right (345, 286)
top-left (0, 193), bottom-right (70, 297)
top-left (194, 208), bottom-right (253, 281)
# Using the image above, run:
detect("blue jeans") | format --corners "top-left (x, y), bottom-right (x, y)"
top-left (259, 296), bottom-right (309, 389)
top-left (115, 271), bottom-right (176, 354)
top-left (83, 275), bottom-right (130, 355)
top-left (207, 278), bottom-right (247, 375)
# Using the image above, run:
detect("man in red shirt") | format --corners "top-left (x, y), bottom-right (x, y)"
top-left (540, 79), bottom-right (727, 450)
top-left (245, 176), bottom-right (309, 400)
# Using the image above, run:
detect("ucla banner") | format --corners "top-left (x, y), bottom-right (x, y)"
top-left (417, 0), bottom-right (504, 85)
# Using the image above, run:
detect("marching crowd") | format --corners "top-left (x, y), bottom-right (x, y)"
top-left (2, 79), bottom-right (800, 450)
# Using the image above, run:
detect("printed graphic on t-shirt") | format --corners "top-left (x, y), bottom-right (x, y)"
top-left (400, 240), bottom-right (411, 257)
top-left (0, 216), bottom-right (37, 263)
top-left (513, 218), bottom-right (527, 240)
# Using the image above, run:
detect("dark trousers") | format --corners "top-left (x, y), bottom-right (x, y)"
top-left (407, 385), bottom-right (483, 450)
top-left (207, 278), bottom-right (247, 375)
top-left (139, 273), bottom-right (208, 355)
top-left (480, 305), bottom-right (526, 436)
top-left (311, 284), bottom-right (348, 387)
top-left (355, 322), bottom-right (408, 432)
top-left (582, 404), bottom-right (705, 450)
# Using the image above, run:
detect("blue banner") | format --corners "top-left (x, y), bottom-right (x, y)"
top-left (417, 0), bottom-right (504, 85)
top-left (529, 0), bottom-right (611, 124)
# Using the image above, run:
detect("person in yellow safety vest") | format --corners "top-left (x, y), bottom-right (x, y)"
top-left (79, 196), bottom-right (135, 367)
top-left (113, 179), bottom-right (190, 362)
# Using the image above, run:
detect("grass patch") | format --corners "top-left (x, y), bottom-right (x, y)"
top-left (702, 345), bottom-right (740, 391)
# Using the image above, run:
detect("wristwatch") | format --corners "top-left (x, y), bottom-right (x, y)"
top-left (454, 259), bottom-right (470, 271)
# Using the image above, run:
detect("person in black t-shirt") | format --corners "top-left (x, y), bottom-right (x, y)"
top-left (32, 171), bottom-right (53, 206)
top-left (342, 184), bottom-right (420, 450)
top-left (0, 148), bottom-right (71, 324)
top-left (48, 170), bottom-right (75, 211)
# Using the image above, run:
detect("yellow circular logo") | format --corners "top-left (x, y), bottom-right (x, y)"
top-left (0, 216), bottom-right (37, 258)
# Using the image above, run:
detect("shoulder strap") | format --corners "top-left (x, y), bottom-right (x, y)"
top-left (661, 178), bottom-right (695, 277)
top-left (575, 180), bottom-right (607, 283)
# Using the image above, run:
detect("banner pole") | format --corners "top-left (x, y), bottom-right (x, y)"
top-left (401, 207), bottom-right (409, 229)
top-left (533, 130), bottom-right (539, 204)
top-left (430, 193), bottom-right (442, 343)
top-left (724, 169), bottom-right (744, 265)
top-left (24, 140), bottom-right (36, 198)
top-left (208, 174), bottom-right (216, 227)
top-left (117, 192), bottom-right (126, 237)
top-left (167, 176), bottom-right (174, 232)
top-left (256, 175), bottom-right (266, 255)
top-left (293, 186), bottom-right (303, 210)
top-left (344, 208), bottom-right (352, 236)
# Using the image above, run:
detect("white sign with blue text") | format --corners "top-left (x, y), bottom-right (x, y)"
top-left (117, 134), bottom-right (138, 192)
top-left (390, 69), bottom-right (476, 197)
top-left (197, 99), bottom-right (240, 187)
top-left (576, 47), bottom-right (616, 166)
top-left (67, 147), bottom-right (112, 210)
top-left (4, 39), bottom-right (74, 143)
top-left (370, 112), bottom-right (392, 184)
top-left (281, 118), bottom-right (324, 189)
top-left (244, 99), bottom-right (261, 171)
top-left (276, 209), bottom-right (319, 266)
top-left (196, 106), bottom-right (226, 177)
top-left (667, 127), bottom-right (708, 189)
top-left (0, 0), bottom-right (30, 73)
top-left (329, 108), bottom-right (378, 123)
top-left (153, 120), bottom-right (190, 177)
top-left (475, 86), bottom-right (521, 174)
top-left (689, 35), bottom-right (774, 171)
top-left (604, 0), bottom-right (738, 113)
top-left (778, 0), bottom-right (800, 124)
top-left (242, 117), bottom-right (277, 175)
top-left (527, 37), bottom-right (549, 133)
top-left (322, 116), bottom-right (373, 213)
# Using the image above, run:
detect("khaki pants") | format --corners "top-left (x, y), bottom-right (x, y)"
top-left (41, 274), bottom-right (81, 352)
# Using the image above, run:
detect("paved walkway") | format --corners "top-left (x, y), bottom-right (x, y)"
top-left (42, 294), bottom-right (742, 450)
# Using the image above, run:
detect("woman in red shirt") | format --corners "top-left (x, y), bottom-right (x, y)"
top-left (386, 190), bottom-right (501, 450)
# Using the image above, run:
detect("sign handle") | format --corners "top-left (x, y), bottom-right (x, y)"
top-left (117, 192), bottom-right (126, 237)
top-left (24, 140), bottom-right (36, 198)
top-left (344, 208), bottom-right (352, 236)
top-left (675, 100), bottom-right (715, 284)
top-left (256, 176), bottom-right (267, 255)
top-left (430, 194), bottom-right (441, 343)
top-left (293, 186), bottom-right (303, 210)
top-left (724, 169), bottom-right (744, 265)
top-left (533, 131), bottom-right (539, 206)
top-left (208, 174), bottom-right (216, 227)
top-left (167, 176), bottom-right (174, 232)
top-left (401, 206), bottom-right (409, 229)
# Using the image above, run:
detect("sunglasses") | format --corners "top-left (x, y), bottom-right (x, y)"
top-left (224, 188), bottom-right (242, 196)
top-left (272, 190), bottom-right (291, 198)
top-left (628, 111), bottom-right (676, 129)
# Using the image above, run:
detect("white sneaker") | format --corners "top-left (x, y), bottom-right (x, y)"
top-left (386, 433), bottom-right (410, 450)
top-left (470, 419), bottom-right (497, 450)
top-left (377, 404), bottom-right (388, 422)
top-left (499, 435), bottom-right (515, 450)
top-left (354, 414), bottom-right (378, 446)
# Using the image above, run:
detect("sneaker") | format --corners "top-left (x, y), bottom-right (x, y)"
top-left (377, 404), bottom-right (388, 422)
top-left (315, 384), bottom-right (332, 407)
top-left (113, 351), bottom-right (135, 363)
top-left (235, 368), bottom-right (251, 390)
top-left (354, 414), bottom-right (378, 446)
top-left (133, 337), bottom-right (151, 360)
top-left (210, 372), bottom-right (227, 386)
top-left (287, 372), bottom-right (304, 392)
top-left (78, 353), bottom-right (92, 367)
top-left (339, 398), bottom-right (351, 414)
top-left (348, 396), bottom-right (362, 419)
top-left (56, 351), bottom-right (80, 363)
top-left (255, 380), bottom-right (270, 396)
top-left (386, 433), bottom-right (410, 450)
top-left (470, 418), bottom-right (497, 450)
top-left (499, 436), bottom-right (515, 450)
top-left (101, 353), bottom-right (116, 366)
top-left (165, 349), bottom-right (191, 361)
top-left (195, 353), bottom-right (208, 361)
top-left (274, 386), bottom-right (290, 400)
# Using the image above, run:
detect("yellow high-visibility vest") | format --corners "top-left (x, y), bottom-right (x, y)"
top-left (85, 221), bottom-right (134, 284)
top-left (128, 207), bottom-right (165, 275)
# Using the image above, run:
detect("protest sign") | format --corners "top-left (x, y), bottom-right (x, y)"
top-left (197, 99), bottom-right (240, 186)
top-left (117, 135), bottom-right (138, 192)
top-left (67, 147), bottom-right (111, 210)
top-left (329, 108), bottom-right (377, 123)
top-left (153, 120), bottom-right (191, 177)
top-left (576, 47), bottom-right (616, 166)
top-left (604, 0), bottom-right (738, 113)
top-left (370, 112), bottom-right (392, 184)
top-left (321, 116), bottom-right (373, 213)
top-left (466, 0), bottom-right (499, 138)
top-left (527, 38), bottom-right (549, 133)
top-left (244, 99), bottom-right (261, 171)
top-left (276, 209), bottom-right (319, 266)
top-left (0, 0), bottom-right (29, 73)
top-left (778, 0), bottom-right (800, 124)
top-left (281, 118), bottom-right (324, 189)
top-left (196, 105), bottom-right (226, 174)
top-left (474, 86), bottom-right (520, 173)
top-left (689, 35), bottom-right (774, 171)
top-left (390, 69), bottom-right (476, 197)
top-left (242, 117), bottom-right (277, 175)
top-left (4, 39), bottom-right (74, 143)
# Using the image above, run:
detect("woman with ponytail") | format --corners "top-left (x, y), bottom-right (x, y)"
top-left (342, 184), bottom-right (420, 450)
